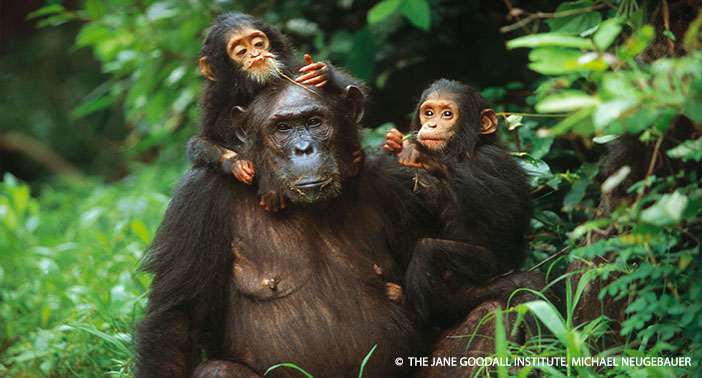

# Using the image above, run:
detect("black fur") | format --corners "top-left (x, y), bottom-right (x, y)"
top-left (402, 79), bottom-right (534, 326)
top-left (188, 12), bottom-right (365, 173)
top-left (135, 82), bottom-right (426, 377)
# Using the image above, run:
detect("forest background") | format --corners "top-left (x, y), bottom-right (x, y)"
top-left (1, 0), bottom-right (701, 376)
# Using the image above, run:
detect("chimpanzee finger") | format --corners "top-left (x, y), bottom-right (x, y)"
top-left (352, 150), bottom-right (362, 163)
top-left (301, 75), bottom-right (325, 85)
top-left (314, 80), bottom-right (328, 88)
top-left (298, 62), bottom-right (326, 73)
top-left (383, 140), bottom-right (402, 152)
top-left (385, 132), bottom-right (403, 145)
top-left (303, 54), bottom-right (313, 66)
top-left (295, 71), bottom-right (318, 82)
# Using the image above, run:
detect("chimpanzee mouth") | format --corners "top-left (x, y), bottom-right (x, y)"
top-left (420, 138), bottom-right (446, 149)
top-left (292, 177), bottom-right (333, 190)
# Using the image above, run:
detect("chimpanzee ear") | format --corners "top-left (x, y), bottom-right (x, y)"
top-left (479, 109), bottom-right (498, 135)
top-left (344, 85), bottom-right (365, 124)
top-left (199, 57), bottom-right (217, 81)
top-left (230, 106), bottom-right (247, 143)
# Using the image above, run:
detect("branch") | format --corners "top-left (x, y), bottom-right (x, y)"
top-left (500, 2), bottom-right (614, 34)
top-left (0, 131), bottom-right (85, 178)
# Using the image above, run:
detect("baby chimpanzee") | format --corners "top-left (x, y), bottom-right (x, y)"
top-left (384, 79), bottom-right (535, 327)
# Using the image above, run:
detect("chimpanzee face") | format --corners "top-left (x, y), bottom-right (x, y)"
top-left (200, 26), bottom-right (281, 85)
top-left (247, 85), bottom-right (349, 204)
top-left (417, 92), bottom-right (460, 151)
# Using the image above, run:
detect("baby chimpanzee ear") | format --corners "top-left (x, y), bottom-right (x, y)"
top-left (344, 85), bottom-right (365, 124)
top-left (479, 109), bottom-right (498, 135)
top-left (230, 106), bottom-right (247, 144)
top-left (199, 57), bottom-right (217, 81)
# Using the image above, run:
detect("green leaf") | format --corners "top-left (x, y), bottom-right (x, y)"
top-left (593, 98), bottom-right (639, 128)
top-left (564, 177), bottom-right (589, 208)
top-left (593, 18), bottom-right (622, 50)
top-left (599, 72), bottom-right (641, 100)
top-left (683, 101), bottom-right (702, 123)
top-left (603, 106), bottom-right (660, 135)
top-left (663, 30), bottom-right (676, 41)
top-left (620, 25), bottom-right (655, 59)
top-left (683, 12), bottom-right (702, 51)
top-left (347, 27), bottom-right (376, 82)
top-left (551, 106), bottom-right (595, 135)
top-left (536, 90), bottom-right (600, 113)
top-left (527, 47), bottom-right (585, 75)
top-left (640, 191), bottom-right (689, 227)
top-left (264, 363), bottom-right (314, 378)
top-left (506, 115), bottom-right (523, 130)
top-left (85, 0), bottom-right (106, 19)
top-left (507, 33), bottom-right (595, 50)
top-left (130, 221), bottom-right (151, 244)
top-left (401, 0), bottom-right (431, 31)
top-left (523, 301), bottom-right (569, 345)
top-left (70, 96), bottom-right (113, 119)
top-left (26, 4), bottom-right (65, 20)
top-left (367, 0), bottom-right (403, 25)
top-left (549, 1), bottom-right (601, 35)
top-left (358, 344), bottom-right (377, 378)
top-left (667, 137), bottom-right (702, 162)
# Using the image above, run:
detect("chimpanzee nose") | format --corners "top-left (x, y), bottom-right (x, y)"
top-left (294, 141), bottom-right (315, 156)
top-left (425, 122), bottom-right (437, 129)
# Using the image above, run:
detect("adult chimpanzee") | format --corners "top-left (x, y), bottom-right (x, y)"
top-left (134, 81), bottom-right (426, 378)
top-left (188, 12), bottom-right (363, 211)
top-left (383, 79), bottom-right (536, 328)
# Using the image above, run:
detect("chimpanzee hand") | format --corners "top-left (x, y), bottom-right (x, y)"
top-left (259, 190), bottom-right (286, 212)
top-left (398, 143), bottom-right (422, 168)
top-left (295, 54), bottom-right (328, 87)
top-left (232, 159), bottom-right (255, 185)
top-left (221, 154), bottom-right (255, 185)
top-left (383, 128), bottom-right (405, 155)
top-left (385, 282), bottom-right (403, 304)
top-left (350, 146), bottom-right (363, 177)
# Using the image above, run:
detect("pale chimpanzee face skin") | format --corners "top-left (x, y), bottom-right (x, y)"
top-left (225, 27), bottom-right (280, 84)
top-left (417, 92), bottom-right (460, 152)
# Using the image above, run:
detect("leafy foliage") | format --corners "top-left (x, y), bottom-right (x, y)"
top-left (2, 0), bottom-right (701, 377)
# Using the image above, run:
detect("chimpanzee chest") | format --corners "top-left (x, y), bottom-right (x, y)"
top-left (230, 233), bottom-right (314, 301)
top-left (221, 191), bottom-right (417, 377)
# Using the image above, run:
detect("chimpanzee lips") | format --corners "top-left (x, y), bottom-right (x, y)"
top-left (420, 137), bottom-right (446, 149)
top-left (292, 177), bottom-right (333, 189)
top-left (247, 57), bottom-right (266, 68)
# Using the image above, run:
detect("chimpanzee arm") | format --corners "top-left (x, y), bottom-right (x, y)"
top-left (405, 237), bottom-right (513, 322)
top-left (135, 169), bottom-right (235, 377)
top-left (187, 136), bottom-right (230, 172)
top-left (187, 136), bottom-right (255, 184)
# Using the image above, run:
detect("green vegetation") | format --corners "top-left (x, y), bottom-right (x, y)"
top-left (1, 0), bottom-right (700, 376)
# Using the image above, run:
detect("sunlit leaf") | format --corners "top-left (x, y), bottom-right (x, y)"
top-left (536, 90), bottom-right (600, 113)
top-left (401, 0), bottom-right (431, 31)
top-left (593, 18), bottom-right (622, 50)
top-left (593, 98), bottom-right (639, 128)
top-left (527, 47), bottom-right (586, 75)
top-left (640, 191), bottom-right (689, 227)
top-left (507, 33), bottom-right (595, 50)
top-left (367, 0), bottom-right (402, 25)
top-left (667, 137), bottom-right (702, 162)
top-left (548, 1), bottom-right (601, 35)
top-left (26, 4), bottom-right (65, 19)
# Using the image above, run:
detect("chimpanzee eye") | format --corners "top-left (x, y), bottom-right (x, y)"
top-left (276, 123), bottom-right (291, 132)
top-left (424, 110), bottom-right (434, 117)
top-left (308, 118), bottom-right (321, 127)
top-left (237, 49), bottom-right (247, 56)
top-left (442, 111), bottom-right (452, 118)
top-left (254, 41), bottom-right (264, 47)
